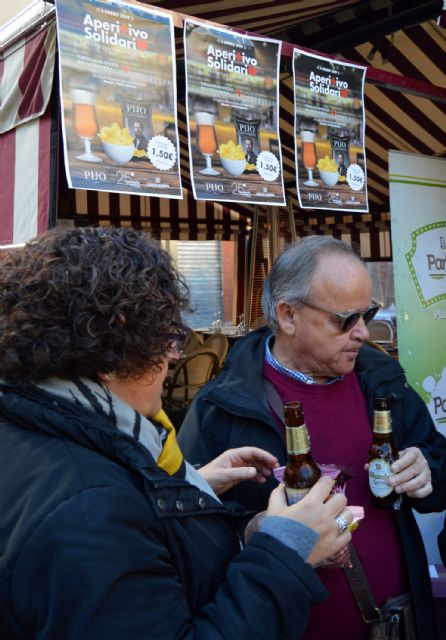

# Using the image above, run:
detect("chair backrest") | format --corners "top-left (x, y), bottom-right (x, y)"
top-left (367, 320), bottom-right (394, 344)
top-left (163, 348), bottom-right (219, 410)
top-left (182, 328), bottom-right (204, 355)
top-left (203, 333), bottom-right (229, 369)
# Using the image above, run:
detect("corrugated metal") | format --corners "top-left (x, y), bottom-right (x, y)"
top-left (176, 240), bottom-right (224, 327)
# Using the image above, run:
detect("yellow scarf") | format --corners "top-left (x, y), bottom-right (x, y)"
top-left (152, 408), bottom-right (184, 475)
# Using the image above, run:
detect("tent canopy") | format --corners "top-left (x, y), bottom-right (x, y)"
top-left (4, 0), bottom-right (445, 253)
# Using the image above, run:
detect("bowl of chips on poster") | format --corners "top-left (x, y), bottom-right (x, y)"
top-left (317, 155), bottom-right (340, 187)
top-left (218, 140), bottom-right (247, 177)
top-left (98, 123), bottom-right (135, 164)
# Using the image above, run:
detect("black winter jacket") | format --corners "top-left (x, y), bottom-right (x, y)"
top-left (438, 518), bottom-right (446, 567)
top-left (179, 327), bottom-right (446, 640)
top-left (0, 381), bottom-right (327, 640)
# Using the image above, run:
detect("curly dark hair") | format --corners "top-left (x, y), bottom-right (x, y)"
top-left (0, 227), bottom-right (191, 382)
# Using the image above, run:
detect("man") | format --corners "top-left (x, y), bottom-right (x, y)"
top-left (337, 152), bottom-right (348, 177)
top-left (133, 120), bottom-right (149, 151)
top-left (244, 136), bottom-right (257, 166)
top-left (179, 236), bottom-right (446, 640)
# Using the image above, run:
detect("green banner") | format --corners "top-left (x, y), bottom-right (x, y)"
top-left (389, 151), bottom-right (446, 562)
top-left (389, 151), bottom-right (446, 429)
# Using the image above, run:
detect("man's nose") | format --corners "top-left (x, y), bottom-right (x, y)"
top-left (351, 316), bottom-right (370, 341)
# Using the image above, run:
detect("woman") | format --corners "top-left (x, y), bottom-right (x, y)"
top-left (0, 227), bottom-right (352, 639)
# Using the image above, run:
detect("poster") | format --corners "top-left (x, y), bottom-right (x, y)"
top-left (293, 50), bottom-right (368, 212)
top-left (56, 0), bottom-right (182, 198)
top-left (184, 19), bottom-right (285, 206)
top-left (389, 150), bottom-right (446, 563)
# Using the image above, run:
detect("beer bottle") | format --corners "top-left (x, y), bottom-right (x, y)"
top-left (283, 401), bottom-right (321, 505)
top-left (368, 396), bottom-right (402, 509)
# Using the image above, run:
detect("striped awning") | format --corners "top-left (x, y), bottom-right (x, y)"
top-left (2, 1), bottom-right (444, 253)
top-left (58, 179), bottom-right (252, 240)
top-left (0, 18), bottom-right (56, 134)
top-left (55, 0), bottom-right (444, 258)
top-left (0, 17), bottom-right (57, 247)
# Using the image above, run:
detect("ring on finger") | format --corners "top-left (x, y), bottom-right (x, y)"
top-left (335, 514), bottom-right (349, 534)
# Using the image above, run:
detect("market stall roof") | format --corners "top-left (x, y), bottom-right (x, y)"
top-left (4, 0), bottom-right (445, 251)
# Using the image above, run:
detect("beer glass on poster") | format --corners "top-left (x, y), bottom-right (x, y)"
top-left (71, 89), bottom-right (102, 163)
top-left (301, 130), bottom-right (319, 187)
top-left (195, 111), bottom-right (220, 177)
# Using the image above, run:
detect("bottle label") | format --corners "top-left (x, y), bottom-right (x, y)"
top-left (369, 458), bottom-right (393, 497)
top-left (285, 486), bottom-right (310, 505)
top-left (373, 410), bottom-right (392, 434)
top-left (286, 425), bottom-right (310, 455)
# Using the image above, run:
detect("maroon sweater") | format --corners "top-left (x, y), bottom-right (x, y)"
top-left (264, 361), bottom-right (409, 640)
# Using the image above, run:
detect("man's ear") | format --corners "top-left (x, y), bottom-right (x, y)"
top-left (276, 301), bottom-right (297, 336)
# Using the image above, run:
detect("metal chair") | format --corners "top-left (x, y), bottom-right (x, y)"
top-left (163, 348), bottom-right (219, 411)
top-left (203, 333), bottom-right (229, 371)
top-left (182, 328), bottom-right (204, 355)
top-left (365, 339), bottom-right (390, 355)
top-left (367, 320), bottom-right (394, 344)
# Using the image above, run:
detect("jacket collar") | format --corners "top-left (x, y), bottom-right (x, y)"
top-left (0, 381), bottom-right (175, 484)
top-left (0, 382), bottom-right (241, 518)
top-left (205, 327), bottom-right (278, 424)
top-left (355, 343), bottom-right (405, 394)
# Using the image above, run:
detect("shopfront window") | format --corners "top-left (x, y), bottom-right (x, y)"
top-left (368, 262), bottom-right (396, 325)
top-left (163, 240), bottom-right (236, 329)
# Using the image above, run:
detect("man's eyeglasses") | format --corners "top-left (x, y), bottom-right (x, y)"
top-left (298, 299), bottom-right (381, 333)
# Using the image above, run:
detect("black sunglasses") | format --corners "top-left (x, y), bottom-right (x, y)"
top-left (298, 299), bottom-right (381, 333)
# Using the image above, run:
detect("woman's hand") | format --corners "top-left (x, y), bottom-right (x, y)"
top-left (317, 545), bottom-right (352, 569)
top-left (266, 476), bottom-right (352, 567)
top-left (198, 447), bottom-right (279, 495)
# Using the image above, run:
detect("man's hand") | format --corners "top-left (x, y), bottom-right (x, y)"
top-left (389, 447), bottom-right (432, 498)
top-left (364, 446), bottom-right (432, 499)
top-left (198, 447), bottom-right (279, 495)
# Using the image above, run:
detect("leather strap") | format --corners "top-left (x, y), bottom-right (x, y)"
top-left (344, 543), bottom-right (382, 623)
top-left (263, 377), bottom-right (285, 422)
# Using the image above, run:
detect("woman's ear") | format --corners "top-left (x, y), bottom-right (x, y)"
top-left (276, 301), bottom-right (297, 337)
top-left (98, 372), bottom-right (116, 383)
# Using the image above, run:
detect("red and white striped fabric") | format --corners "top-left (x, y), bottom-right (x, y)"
top-left (0, 106), bottom-right (55, 247)
top-left (0, 20), bottom-right (56, 247)
top-left (0, 21), bottom-right (55, 134)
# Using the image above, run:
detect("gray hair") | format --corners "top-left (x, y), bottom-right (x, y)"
top-left (261, 236), bottom-right (365, 332)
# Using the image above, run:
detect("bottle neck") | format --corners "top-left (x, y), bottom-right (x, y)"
top-left (373, 409), bottom-right (392, 435)
top-left (286, 424), bottom-right (311, 456)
